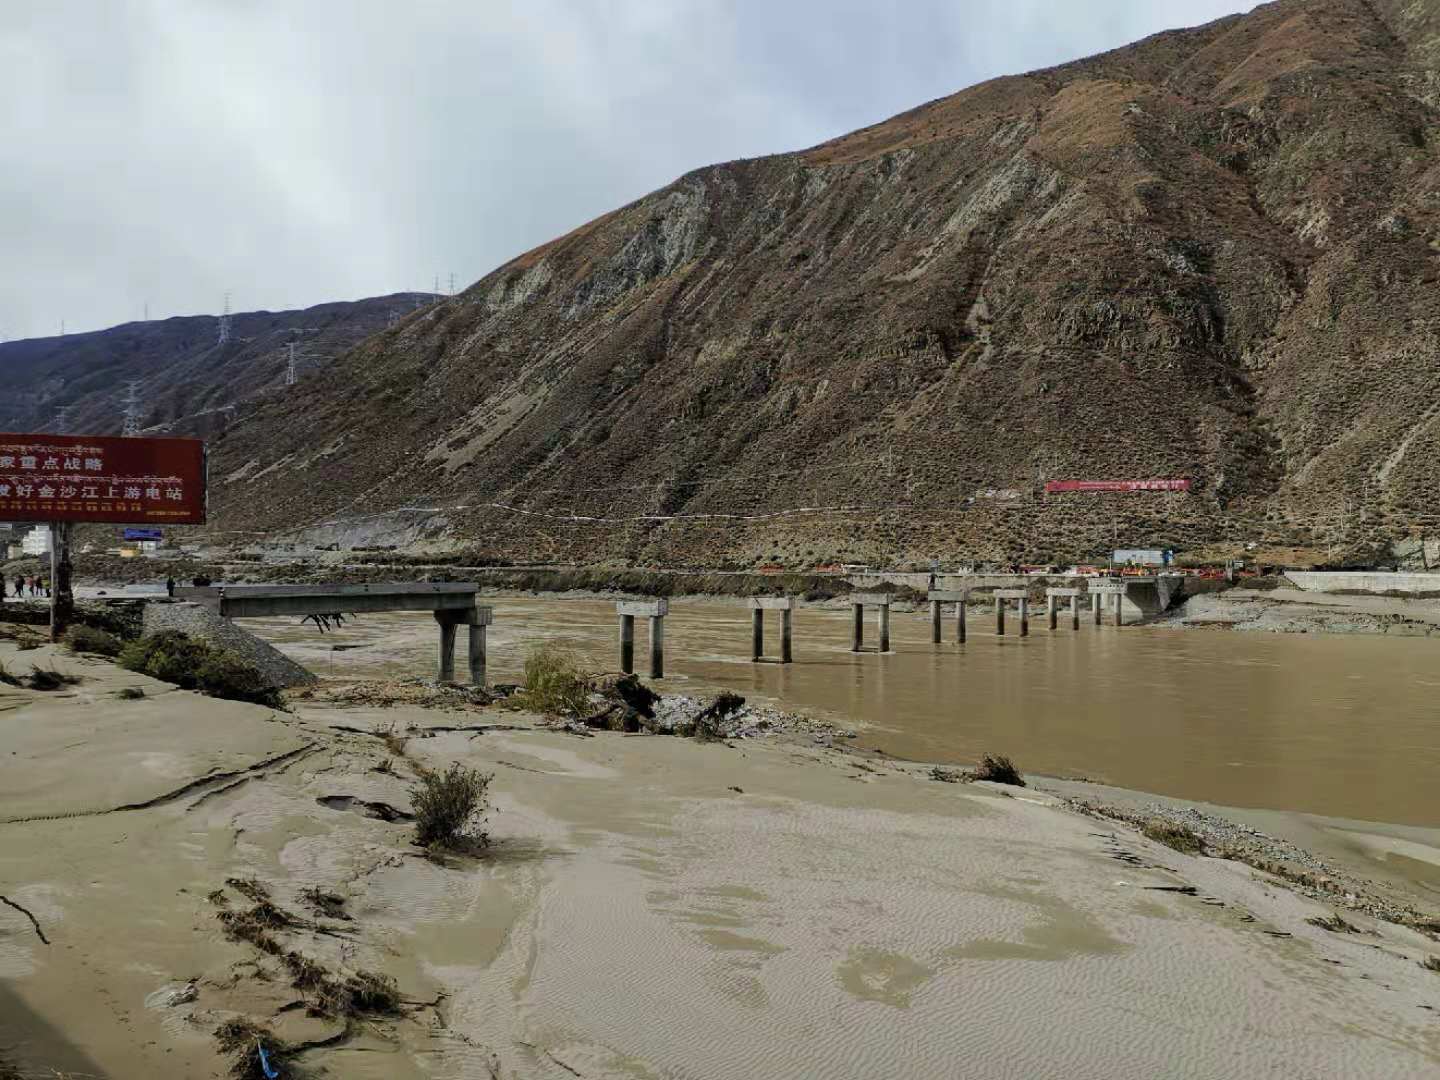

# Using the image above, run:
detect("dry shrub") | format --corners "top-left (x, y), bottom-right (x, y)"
top-left (62, 623), bottom-right (123, 657)
top-left (411, 763), bottom-right (492, 850)
top-left (25, 663), bottom-right (80, 691)
top-left (280, 950), bottom-right (399, 1018)
top-left (1306, 912), bottom-right (1360, 934)
top-left (214, 1017), bottom-right (291, 1079)
top-left (300, 886), bottom-right (350, 921)
top-left (1142, 819), bottom-right (1206, 855)
top-left (1423, 956), bottom-right (1440, 973)
top-left (519, 643), bottom-right (591, 717)
top-left (969, 754), bottom-right (1025, 787)
top-left (116, 686), bottom-right (146, 700)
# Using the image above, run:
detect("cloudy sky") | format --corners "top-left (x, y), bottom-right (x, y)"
top-left (2, 0), bottom-right (1254, 340)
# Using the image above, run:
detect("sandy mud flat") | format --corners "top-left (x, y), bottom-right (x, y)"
top-left (2, 643), bottom-right (1439, 1078)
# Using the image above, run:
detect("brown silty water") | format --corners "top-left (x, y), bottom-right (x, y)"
top-left (249, 597), bottom-right (1440, 829)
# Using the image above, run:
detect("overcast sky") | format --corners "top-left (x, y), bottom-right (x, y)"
top-left (1, 0), bottom-right (1255, 340)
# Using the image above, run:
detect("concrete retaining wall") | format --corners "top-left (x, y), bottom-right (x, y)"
top-left (142, 601), bottom-right (317, 688)
top-left (1285, 572), bottom-right (1440, 596)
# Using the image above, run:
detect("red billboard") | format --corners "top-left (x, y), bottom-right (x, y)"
top-left (0, 433), bottom-right (206, 524)
top-left (1045, 479), bottom-right (1191, 494)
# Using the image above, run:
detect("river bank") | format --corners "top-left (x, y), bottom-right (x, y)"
top-left (2, 641), bottom-right (1439, 1077)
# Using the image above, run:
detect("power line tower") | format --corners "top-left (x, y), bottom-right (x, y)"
top-left (121, 381), bottom-right (143, 436)
top-left (448, 272), bottom-right (456, 296)
top-left (53, 405), bottom-right (70, 433)
top-left (217, 292), bottom-right (232, 346)
top-left (282, 329), bottom-right (319, 387)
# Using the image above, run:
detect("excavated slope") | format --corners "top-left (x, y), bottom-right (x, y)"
top-left (210, 0), bottom-right (1440, 566)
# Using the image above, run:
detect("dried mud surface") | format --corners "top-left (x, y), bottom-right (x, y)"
top-left (2, 643), bottom-right (1439, 1078)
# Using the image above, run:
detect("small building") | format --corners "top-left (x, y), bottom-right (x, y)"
top-left (1113, 548), bottom-right (1173, 567)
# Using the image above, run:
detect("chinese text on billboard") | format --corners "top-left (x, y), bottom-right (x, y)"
top-left (0, 433), bottom-right (206, 524)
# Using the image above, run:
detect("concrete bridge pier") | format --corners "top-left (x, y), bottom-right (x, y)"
top-left (993, 589), bottom-right (1028, 637)
top-left (928, 590), bottom-right (968, 644)
top-left (436, 604), bottom-right (494, 685)
top-left (618, 600), bottom-right (668, 677)
top-left (849, 593), bottom-right (892, 653)
top-left (748, 597), bottom-right (794, 663)
top-left (1093, 592), bottom-right (1103, 625)
top-left (1089, 584), bottom-right (1124, 628)
top-left (1047, 588), bottom-right (1081, 631)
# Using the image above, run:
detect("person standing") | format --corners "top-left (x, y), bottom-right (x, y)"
top-left (12, 574), bottom-right (21, 600)
top-left (166, 575), bottom-right (176, 598)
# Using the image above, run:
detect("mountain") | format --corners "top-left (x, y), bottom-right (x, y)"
top-left (211, 0), bottom-right (1440, 568)
top-left (0, 294), bottom-right (434, 441)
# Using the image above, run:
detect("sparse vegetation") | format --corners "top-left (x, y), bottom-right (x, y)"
top-left (930, 766), bottom-right (964, 783)
top-left (410, 762), bottom-right (493, 850)
top-left (968, 754), bottom-right (1025, 787)
top-left (25, 663), bottom-right (81, 691)
top-left (116, 686), bottom-right (146, 700)
top-left (0, 658), bottom-right (81, 691)
top-left (62, 623), bottom-right (123, 657)
top-left (518, 643), bottom-right (592, 717)
top-left (1142, 819), bottom-right (1206, 855)
top-left (1306, 913), bottom-right (1360, 934)
top-left (118, 630), bottom-right (283, 708)
top-left (215, 1017), bottom-right (291, 1079)
top-left (375, 720), bottom-right (408, 758)
top-left (299, 886), bottom-right (350, 921)
top-left (1422, 956), bottom-right (1440, 973)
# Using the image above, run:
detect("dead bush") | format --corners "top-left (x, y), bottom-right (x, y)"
top-left (214, 1017), bottom-right (291, 1079)
top-left (968, 754), bottom-right (1025, 787)
top-left (411, 762), bottom-right (492, 850)
top-left (25, 663), bottom-right (81, 691)
top-left (1142, 819), bottom-right (1206, 855)
top-left (299, 886), bottom-right (350, 921)
top-left (1422, 956), bottom-right (1440, 973)
top-left (62, 623), bottom-right (123, 657)
top-left (116, 686), bottom-right (146, 700)
top-left (1306, 913), bottom-right (1360, 934)
top-left (519, 643), bottom-right (591, 717)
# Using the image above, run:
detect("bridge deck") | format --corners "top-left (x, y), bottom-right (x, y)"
top-left (174, 582), bottom-right (484, 620)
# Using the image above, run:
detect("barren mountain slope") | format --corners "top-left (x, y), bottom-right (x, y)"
top-left (211, 0), bottom-right (1440, 566)
top-left (0, 294), bottom-right (432, 441)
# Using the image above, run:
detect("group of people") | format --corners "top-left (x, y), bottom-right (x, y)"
top-left (10, 575), bottom-right (49, 598)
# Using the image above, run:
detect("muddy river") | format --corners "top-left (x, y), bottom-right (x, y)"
top-left (250, 597), bottom-right (1440, 828)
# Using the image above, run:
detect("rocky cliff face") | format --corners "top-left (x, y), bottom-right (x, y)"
top-left (210, 0), bottom-right (1440, 566)
top-left (0, 294), bottom-right (432, 442)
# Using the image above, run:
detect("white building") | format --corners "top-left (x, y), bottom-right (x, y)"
top-left (21, 526), bottom-right (51, 556)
